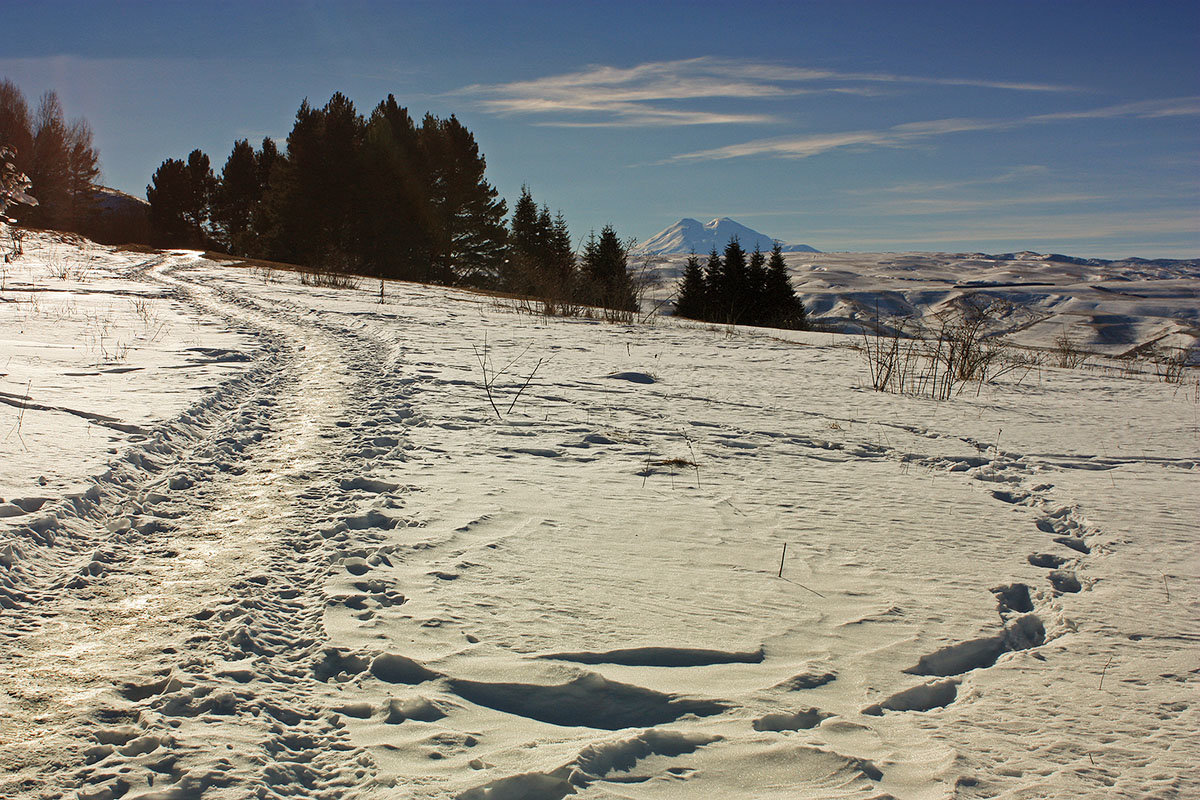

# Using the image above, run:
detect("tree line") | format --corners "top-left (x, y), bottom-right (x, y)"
top-left (147, 93), bottom-right (506, 286)
top-left (0, 79), bottom-right (99, 233)
top-left (148, 91), bottom-right (638, 310)
top-left (507, 185), bottom-right (637, 313)
top-left (674, 238), bottom-right (807, 330)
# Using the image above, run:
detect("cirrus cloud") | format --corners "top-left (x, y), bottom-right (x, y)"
top-left (455, 57), bottom-right (1078, 128)
top-left (667, 96), bottom-right (1200, 161)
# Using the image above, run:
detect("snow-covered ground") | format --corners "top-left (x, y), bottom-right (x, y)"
top-left (1, 231), bottom-right (1197, 800)
top-left (642, 250), bottom-right (1200, 359)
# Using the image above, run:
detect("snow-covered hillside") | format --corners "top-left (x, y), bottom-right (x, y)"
top-left (1, 232), bottom-right (1197, 800)
top-left (642, 249), bottom-right (1200, 359)
top-left (633, 217), bottom-right (820, 256)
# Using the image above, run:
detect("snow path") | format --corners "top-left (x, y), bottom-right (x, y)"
top-left (1, 242), bottom-right (1196, 799)
top-left (2, 253), bottom-right (395, 797)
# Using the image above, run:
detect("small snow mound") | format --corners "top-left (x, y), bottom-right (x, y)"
top-left (370, 653), bottom-right (439, 684)
top-left (541, 645), bottom-right (763, 667)
top-left (863, 678), bottom-right (960, 715)
top-left (573, 728), bottom-right (721, 777)
top-left (382, 695), bottom-right (447, 724)
top-left (604, 371), bottom-right (656, 384)
top-left (456, 771), bottom-right (573, 800)
top-left (448, 671), bottom-right (726, 730)
top-left (753, 707), bottom-right (834, 731)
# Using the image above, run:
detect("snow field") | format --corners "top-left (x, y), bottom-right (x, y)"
top-left (0, 235), bottom-right (1196, 799)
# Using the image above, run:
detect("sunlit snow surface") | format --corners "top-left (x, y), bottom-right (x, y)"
top-left (0, 231), bottom-right (1197, 799)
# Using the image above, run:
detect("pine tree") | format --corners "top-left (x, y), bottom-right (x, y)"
top-left (184, 149), bottom-right (217, 246)
top-left (360, 96), bottom-right (432, 280)
top-left (547, 211), bottom-right (576, 292)
top-left (504, 184), bottom-right (543, 293)
top-left (318, 92), bottom-right (365, 271)
top-left (145, 150), bottom-right (216, 247)
top-left (243, 137), bottom-right (279, 254)
top-left (64, 118), bottom-right (99, 230)
top-left (764, 242), bottom-right (806, 329)
top-left (673, 252), bottom-right (706, 320)
top-left (257, 137), bottom-right (279, 189)
top-left (146, 158), bottom-right (194, 246)
top-left (581, 224), bottom-right (636, 313)
top-left (420, 114), bottom-right (507, 286)
top-left (702, 247), bottom-right (723, 319)
top-left (261, 99), bottom-right (333, 266)
top-left (212, 139), bottom-right (260, 253)
top-left (504, 184), bottom-right (579, 302)
top-left (1, 82), bottom-right (96, 234)
top-left (0, 80), bottom-right (34, 181)
top-left (536, 205), bottom-right (553, 265)
top-left (28, 92), bottom-right (70, 229)
top-left (716, 237), bottom-right (748, 324)
top-left (745, 244), bottom-right (768, 326)
top-left (1, 143), bottom-right (37, 222)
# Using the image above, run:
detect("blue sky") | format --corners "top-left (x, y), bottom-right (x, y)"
top-left (3, 0), bottom-right (1198, 257)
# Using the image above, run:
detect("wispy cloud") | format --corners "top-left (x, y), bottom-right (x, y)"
top-left (456, 57), bottom-right (1077, 128)
top-left (867, 193), bottom-right (1109, 216)
top-left (849, 165), bottom-right (1050, 196)
top-left (668, 96), bottom-right (1200, 161)
top-left (1031, 96), bottom-right (1200, 121)
top-left (811, 210), bottom-right (1200, 246)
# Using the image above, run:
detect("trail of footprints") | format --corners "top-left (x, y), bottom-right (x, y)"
top-left (858, 444), bottom-right (1102, 719)
top-left (0, 264), bottom-right (419, 798)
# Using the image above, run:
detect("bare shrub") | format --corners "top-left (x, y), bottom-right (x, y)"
top-left (471, 335), bottom-right (547, 419)
top-left (1151, 346), bottom-right (1193, 385)
top-left (300, 269), bottom-right (360, 289)
top-left (1053, 330), bottom-right (1090, 368)
top-left (861, 297), bottom-right (1036, 400)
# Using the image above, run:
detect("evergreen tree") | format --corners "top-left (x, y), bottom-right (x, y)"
top-left (184, 149), bottom-right (217, 246)
top-left (152, 92), bottom-right (507, 287)
top-left (317, 92), bottom-right (365, 270)
top-left (536, 205), bottom-right (553, 264)
top-left (27, 92), bottom-right (70, 229)
top-left (764, 242), bottom-right (806, 329)
top-left (257, 137), bottom-right (279, 189)
top-left (504, 185), bottom-right (575, 300)
top-left (212, 139), bottom-right (260, 253)
top-left (547, 210), bottom-right (576, 292)
top-left (146, 158), bottom-right (194, 246)
top-left (360, 96), bottom-right (432, 280)
top-left (0, 82), bottom-right (97, 234)
top-left (504, 184), bottom-right (543, 293)
top-left (0, 80), bottom-right (34, 181)
top-left (702, 246), bottom-right (723, 312)
top-left (581, 224), bottom-right (636, 313)
top-left (64, 118), bottom-right (99, 229)
top-left (145, 150), bottom-right (215, 247)
top-left (714, 236), bottom-right (748, 323)
top-left (673, 252), bottom-right (706, 320)
top-left (245, 137), bottom-right (279, 252)
top-left (420, 114), bottom-right (507, 286)
top-left (745, 244), bottom-right (768, 326)
top-left (1, 143), bottom-right (37, 226)
top-left (265, 97), bottom-right (357, 268)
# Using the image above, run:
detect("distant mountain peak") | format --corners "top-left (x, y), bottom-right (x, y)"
top-left (634, 217), bottom-right (819, 256)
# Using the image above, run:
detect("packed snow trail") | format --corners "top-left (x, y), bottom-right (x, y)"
top-left (1, 252), bottom-right (398, 797)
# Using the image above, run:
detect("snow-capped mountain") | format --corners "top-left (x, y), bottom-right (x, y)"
top-left (633, 217), bottom-right (820, 256)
